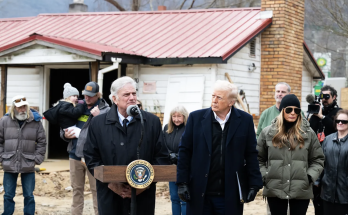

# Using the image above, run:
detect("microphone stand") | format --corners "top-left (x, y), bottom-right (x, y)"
top-left (131, 105), bottom-right (144, 215)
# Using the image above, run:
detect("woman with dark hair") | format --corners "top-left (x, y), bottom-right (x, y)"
top-left (317, 109), bottom-right (348, 214)
top-left (163, 105), bottom-right (189, 215)
top-left (257, 94), bottom-right (325, 215)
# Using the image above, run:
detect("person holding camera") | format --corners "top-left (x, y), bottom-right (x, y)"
top-left (163, 105), bottom-right (189, 215)
top-left (309, 85), bottom-right (341, 215)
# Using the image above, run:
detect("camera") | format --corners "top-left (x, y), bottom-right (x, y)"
top-left (307, 93), bottom-right (330, 114)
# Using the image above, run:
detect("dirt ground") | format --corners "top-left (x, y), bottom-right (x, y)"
top-left (0, 170), bottom-right (315, 215)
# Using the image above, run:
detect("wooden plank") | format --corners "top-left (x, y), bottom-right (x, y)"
top-left (94, 165), bottom-right (177, 183)
top-left (0, 65), bottom-right (8, 116)
top-left (90, 61), bottom-right (99, 82)
top-left (341, 88), bottom-right (348, 110)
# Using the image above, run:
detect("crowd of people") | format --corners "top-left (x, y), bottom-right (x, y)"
top-left (0, 76), bottom-right (347, 215)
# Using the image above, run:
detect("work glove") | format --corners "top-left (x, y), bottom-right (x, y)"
top-left (177, 183), bottom-right (190, 202)
top-left (246, 188), bottom-right (258, 203)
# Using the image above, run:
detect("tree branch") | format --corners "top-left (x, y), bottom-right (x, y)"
top-left (188, 0), bottom-right (195, 9)
top-left (104, 0), bottom-right (126, 11)
top-left (179, 0), bottom-right (187, 9)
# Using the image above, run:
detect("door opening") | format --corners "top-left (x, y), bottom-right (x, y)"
top-left (48, 69), bottom-right (89, 159)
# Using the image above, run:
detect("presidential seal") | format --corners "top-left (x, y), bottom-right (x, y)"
top-left (126, 160), bottom-right (155, 189)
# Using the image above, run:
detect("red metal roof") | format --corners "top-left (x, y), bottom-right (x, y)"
top-left (0, 8), bottom-right (271, 60)
top-left (0, 17), bottom-right (34, 31)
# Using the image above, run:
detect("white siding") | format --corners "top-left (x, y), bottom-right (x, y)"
top-left (216, 36), bottom-right (261, 115)
top-left (134, 65), bottom-right (213, 113)
top-left (301, 66), bottom-right (314, 112)
top-left (0, 67), bottom-right (43, 111)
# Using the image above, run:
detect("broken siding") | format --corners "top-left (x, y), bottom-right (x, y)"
top-left (135, 65), bottom-right (213, 113)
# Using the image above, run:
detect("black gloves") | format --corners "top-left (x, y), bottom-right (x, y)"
top-left (177, 183), bottom-right (190, 202)
top-left (308, 175), bottom-right (312, 184)
top-left (169, 153), bottom-right (178, 165)
top-left (246, 188), bottom-right (258, 203)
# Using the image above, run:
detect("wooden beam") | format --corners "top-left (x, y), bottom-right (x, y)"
top-left (90, 61), bottom-right (99, 82)
top-left (94, 165), bottom-right (176, 183)
top-left (0, 65), bottom-right (8, 116)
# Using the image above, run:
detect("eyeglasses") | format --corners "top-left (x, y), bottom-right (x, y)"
top-left (335, 120), bottom-right (348, 124)
top-left (284, 107), bottom-right (301, 115)
top-left (14, 97), bottom-right (26, 103)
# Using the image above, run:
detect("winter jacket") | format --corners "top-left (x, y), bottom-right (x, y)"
top-left (319, 132), bottom-right (348, 204)
top-left (256, 105), bottom-right (280, 139)
top-left (43, 101), bottom-right (84, 129)
top-left (257, 118), bottom-right (324, 199)
top-left (0, 109), bottom-right (46, 173)
top-left (163, 123), bottom-right (185, 154)
top-left (59, 98), bottom-right (110, 158)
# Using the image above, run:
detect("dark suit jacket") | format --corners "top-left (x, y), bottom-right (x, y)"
top-left (177, 107), bottom-right (262, 215)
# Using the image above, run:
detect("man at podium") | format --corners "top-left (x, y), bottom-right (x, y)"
top-left (83, 77), bottom-right (169, 215)
top-left (177, 80), bottom-right (263, 215)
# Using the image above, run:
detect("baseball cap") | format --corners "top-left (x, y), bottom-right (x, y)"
top-left (12, 95), bottom-right (29, 107)
top-left (82, 82), bottom-right (99, 97)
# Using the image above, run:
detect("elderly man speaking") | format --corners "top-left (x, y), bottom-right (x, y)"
top-left (177, 80), bottom-right (262, 215)
top-left (0, 95), bottom-right (46, 215)
top-left (84, 76), bottom-right (169, 215)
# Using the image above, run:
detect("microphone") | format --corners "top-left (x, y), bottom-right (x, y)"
top-left (306, 94), bottom-right (315, 104)
top-left (126, 105), bottom-right (140, 116)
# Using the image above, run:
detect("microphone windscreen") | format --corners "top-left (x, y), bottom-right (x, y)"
top-left (306, 94), bottom-right (315, 104)
top-left (126, 105), bottom-right (139, 116)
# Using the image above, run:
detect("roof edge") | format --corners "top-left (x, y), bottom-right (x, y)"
top-left (0, 17), bottom-right (35, 22)
top-left (37, 7), bottom-right (262, 16)
top-left (222, 18), bottom-right (272, 61)
top-left (303, 41), bottom-right (325, 80)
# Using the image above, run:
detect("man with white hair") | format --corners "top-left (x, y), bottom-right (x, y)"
top-left (84, 76), bottom-right (169, 215)
top-left (256, 82), bottom-right (291, 138)
top-left (0, 95), bottom-right (46, 214)
top-left (176, 80), bottom-right (262, 215)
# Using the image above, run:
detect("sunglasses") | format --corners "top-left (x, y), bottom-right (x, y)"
top-left (320, 94), bottom-right (331, 100)
top-left (335, 120), bottom-right (348, 124)
top-left (14, 97), bottom-right (26, 103)
top-left (284, 107), bottom-right (301, 115)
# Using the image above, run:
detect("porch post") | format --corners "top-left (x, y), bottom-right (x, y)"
top-left (0, 64), bottom-right (8, 116)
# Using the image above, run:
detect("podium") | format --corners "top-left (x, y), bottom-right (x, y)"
top-left (94, 165), bottom-right (177, 183)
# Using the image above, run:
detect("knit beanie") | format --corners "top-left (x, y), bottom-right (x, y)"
top-left (63, 83), bottom-right (79, 99)
top-left (279, 94), bottom-right (301, 112)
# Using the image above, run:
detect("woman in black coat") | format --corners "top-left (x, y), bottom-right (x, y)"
top-left (317, 109), bottom-right (348, 215)
top-left (163, 106), bottom-right (189, 215)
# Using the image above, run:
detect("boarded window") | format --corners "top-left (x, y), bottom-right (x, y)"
top-left (249, 38), bottom-right (256, 58)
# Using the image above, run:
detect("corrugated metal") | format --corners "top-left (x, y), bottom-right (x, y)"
top-left (0, 17), bottom-right (33, 31)
top-left (0, 9), bottom-right (272, 59)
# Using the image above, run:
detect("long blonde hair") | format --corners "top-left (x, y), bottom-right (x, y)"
top-left (167, 106), bottom-right (189, 134)
top-left (272, 110), bottom-right (305, 150)
top-left (9, 103), bottom-right (30, 120)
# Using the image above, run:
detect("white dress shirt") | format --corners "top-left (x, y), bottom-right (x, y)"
top-left (213, 108), bottom-right (232, 130)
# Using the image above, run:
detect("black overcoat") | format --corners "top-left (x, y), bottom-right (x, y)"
top-left (177, 107), bottom-right (263, 215)
top-left (84, 104), bottom-right (170, 215)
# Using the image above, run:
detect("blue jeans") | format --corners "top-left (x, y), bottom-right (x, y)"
top-left (169, 182), bottom-right (186, 215)
top-left (202, 196), bottom-right (225, 215)
top-left (2, 172), bottom-right (35, 215)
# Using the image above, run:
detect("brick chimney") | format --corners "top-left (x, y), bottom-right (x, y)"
top-left (158, 6), bottom-right (167, 11)
top-left (260, 0), bottom-right (305, 113)
top-left (69, 0), bottom-right (88, 13)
